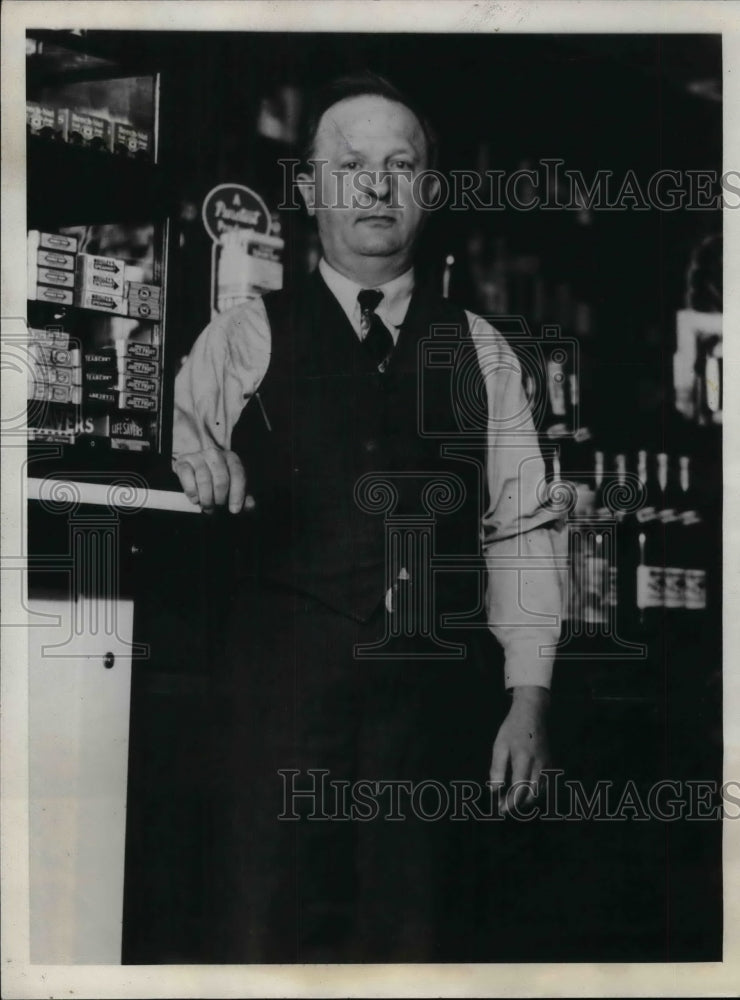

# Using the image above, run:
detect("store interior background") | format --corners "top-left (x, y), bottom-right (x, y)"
top-left (29, 30), bottom-right (722, 963)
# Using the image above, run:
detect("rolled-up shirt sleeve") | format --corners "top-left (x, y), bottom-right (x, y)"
top-left (172, 299), bottom-right (271, 461)
top-left (467, 312), bottom-right (568, 690)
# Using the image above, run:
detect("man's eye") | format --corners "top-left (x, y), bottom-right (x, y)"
top-left (343, 161), bottom-right (360, 170)
top-left (391, 160), bottom-right (412, 170)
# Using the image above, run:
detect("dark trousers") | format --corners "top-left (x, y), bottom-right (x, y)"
top-left (203, 579), bottom-right (507, 963)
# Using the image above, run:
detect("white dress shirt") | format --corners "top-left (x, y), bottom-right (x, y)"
top-left (318, 257), bottom-right (414, 343)
top-left (173, 262), bottom-right (567, 689)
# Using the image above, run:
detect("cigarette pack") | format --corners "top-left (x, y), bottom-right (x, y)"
top-left (68, 111), bottom-right (113, 152)
top-left (77, 291), bottom-right (128, 315)
top-left (37, 249), bottom-right (76, 272)
top-left (125, 342), bottom-right (160, 360)
top-left (112, 122), bottom-right (152, 159)
top-left (28, 230), bottom-right (79, 254)
top-left (118, 392), bottom-right (157, 412)
top-left (29, 327), bottom-right (70, 348)
top-left (127, 299), bottom-right (162, 320)
top-left (33, 285), bottom-right (74, 306)
top-left (120, 375), bottom-right (158, 396)
top-left (29, 364), bottom-right (81, 388)
top-left (30, 344), bottom-right (80, 367)
top-left (126, 281), bottom-right (161, 301)
top-left (123, 357), bottom-right (160, 377)
top-left (36, 267), bottom-right (76, 289)
top-left (28, 382), bottom-right (82, 405)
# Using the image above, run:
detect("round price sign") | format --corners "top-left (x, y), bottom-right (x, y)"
top-left (202, 183), bottom-right (271, 242)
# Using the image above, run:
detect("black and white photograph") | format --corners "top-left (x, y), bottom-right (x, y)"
top-left (2, 1), bottom-right (738, 996)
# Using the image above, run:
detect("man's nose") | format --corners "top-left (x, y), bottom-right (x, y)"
top-left (367, 170), bottom-right (391, 202)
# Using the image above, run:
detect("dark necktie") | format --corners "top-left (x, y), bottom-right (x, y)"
top-left (358, 288), bottom-right (394, 373)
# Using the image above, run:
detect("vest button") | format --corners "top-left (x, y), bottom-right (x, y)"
top-left (364, 439), bottom-right (378, 454)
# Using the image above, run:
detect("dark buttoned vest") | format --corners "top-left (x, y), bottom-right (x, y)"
top-left (230, 271), bottom-right (487, 624)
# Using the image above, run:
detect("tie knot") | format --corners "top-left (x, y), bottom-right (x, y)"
top-left (358, 288), bottom-right (384, 314)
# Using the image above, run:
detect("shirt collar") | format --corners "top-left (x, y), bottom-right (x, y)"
top-left (318, 258), bottom-right (415, 340)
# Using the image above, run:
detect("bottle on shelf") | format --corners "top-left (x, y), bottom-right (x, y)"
top-left (544, 347), bottom-right (569, 440)
top-left (594, 450), bottom-right (618, 616)
top-left (677, 455), bottom-right (708, 615)
top-left (656, 453), bottom-right (684, 616)
top-left (633, 450), bottom-right (663, 633)
top-left (694, 335), bottom-right (723, 427)
top-left (612, 452), bottom-right (631, 628)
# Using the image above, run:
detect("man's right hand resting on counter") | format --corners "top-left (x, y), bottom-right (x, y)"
top-left (174, 447), bottom-right (252, 514)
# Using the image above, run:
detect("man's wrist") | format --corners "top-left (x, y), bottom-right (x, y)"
top-left (509, 684), bottom-right (551, 708)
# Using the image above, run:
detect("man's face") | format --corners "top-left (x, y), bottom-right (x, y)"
top-left (299, 94), bottom-right (435, 277)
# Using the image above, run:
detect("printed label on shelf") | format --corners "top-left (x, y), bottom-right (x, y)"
top-left (37, 250), bottom-right (76, 272)
top-left (29, 364), bottom-right (81, 388)
top-left (125, 343), bottom-right (160, 360)
top-left (684, 569), bottom-right (707, 610)
top-left (79, 272), bottom-right (125, 294)
top-left (636, 565), bottom-right (664, 609)
top-left (30, 344), bottom-right (80, 367)
top-left (83, 351), bottom-right (117, 369)
top-left (83, 370), bottom-right (117, 387)
top-left (85, 388), bottom-right (117, 408)
top-left (663, 567), bottom-right (685, 608)
top-left (28, 230), bottom-right (79, 253)
top-left (124, 358), bottom-right (159, 377)
top-left (118, 392), bottom-right (158, 412)
top-left (68, 111), bottom-right (113, 152)
top-left (113, 122), bottom-right (152, 157)
top-left (77, 291), bottom-right (128, 315)
top-left (28, 427), bottom-right (76, 445)
top-left (77, 254), bottom-right (126, 280)
top-left (37, 267), bottom-right (76, 288)
top-left (29, 327), bottom-right (70, 348)
top-left (120, 375), bottom-right (158, 396)
top-left (126, 281), bottom-right (161, 301)
top-left (28, 382), bottom-right (81, 405)
top-left (28, 406), bottom-right (104, 438)
top-left (110, 438), bottom-right (152, 452)
top-left (110, 414), bottom-right (151, 439)
top-left (33, 285), bottom-right (74, 305)
top-left (109, 413), bottom-right (155, 450)
top-left (26, 103), bottom-right (60, 136)
top-left (127, 299), bottom-right (162, 320)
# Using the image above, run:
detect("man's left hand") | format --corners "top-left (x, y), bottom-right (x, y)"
top-left (489, 685), bottom-right (551, 816)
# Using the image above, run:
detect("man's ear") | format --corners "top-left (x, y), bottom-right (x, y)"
top-left (296, 171), bottom-right (316, 217)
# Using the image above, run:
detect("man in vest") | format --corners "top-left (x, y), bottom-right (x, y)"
top-left (173, 73), bottom-right (565, 963)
